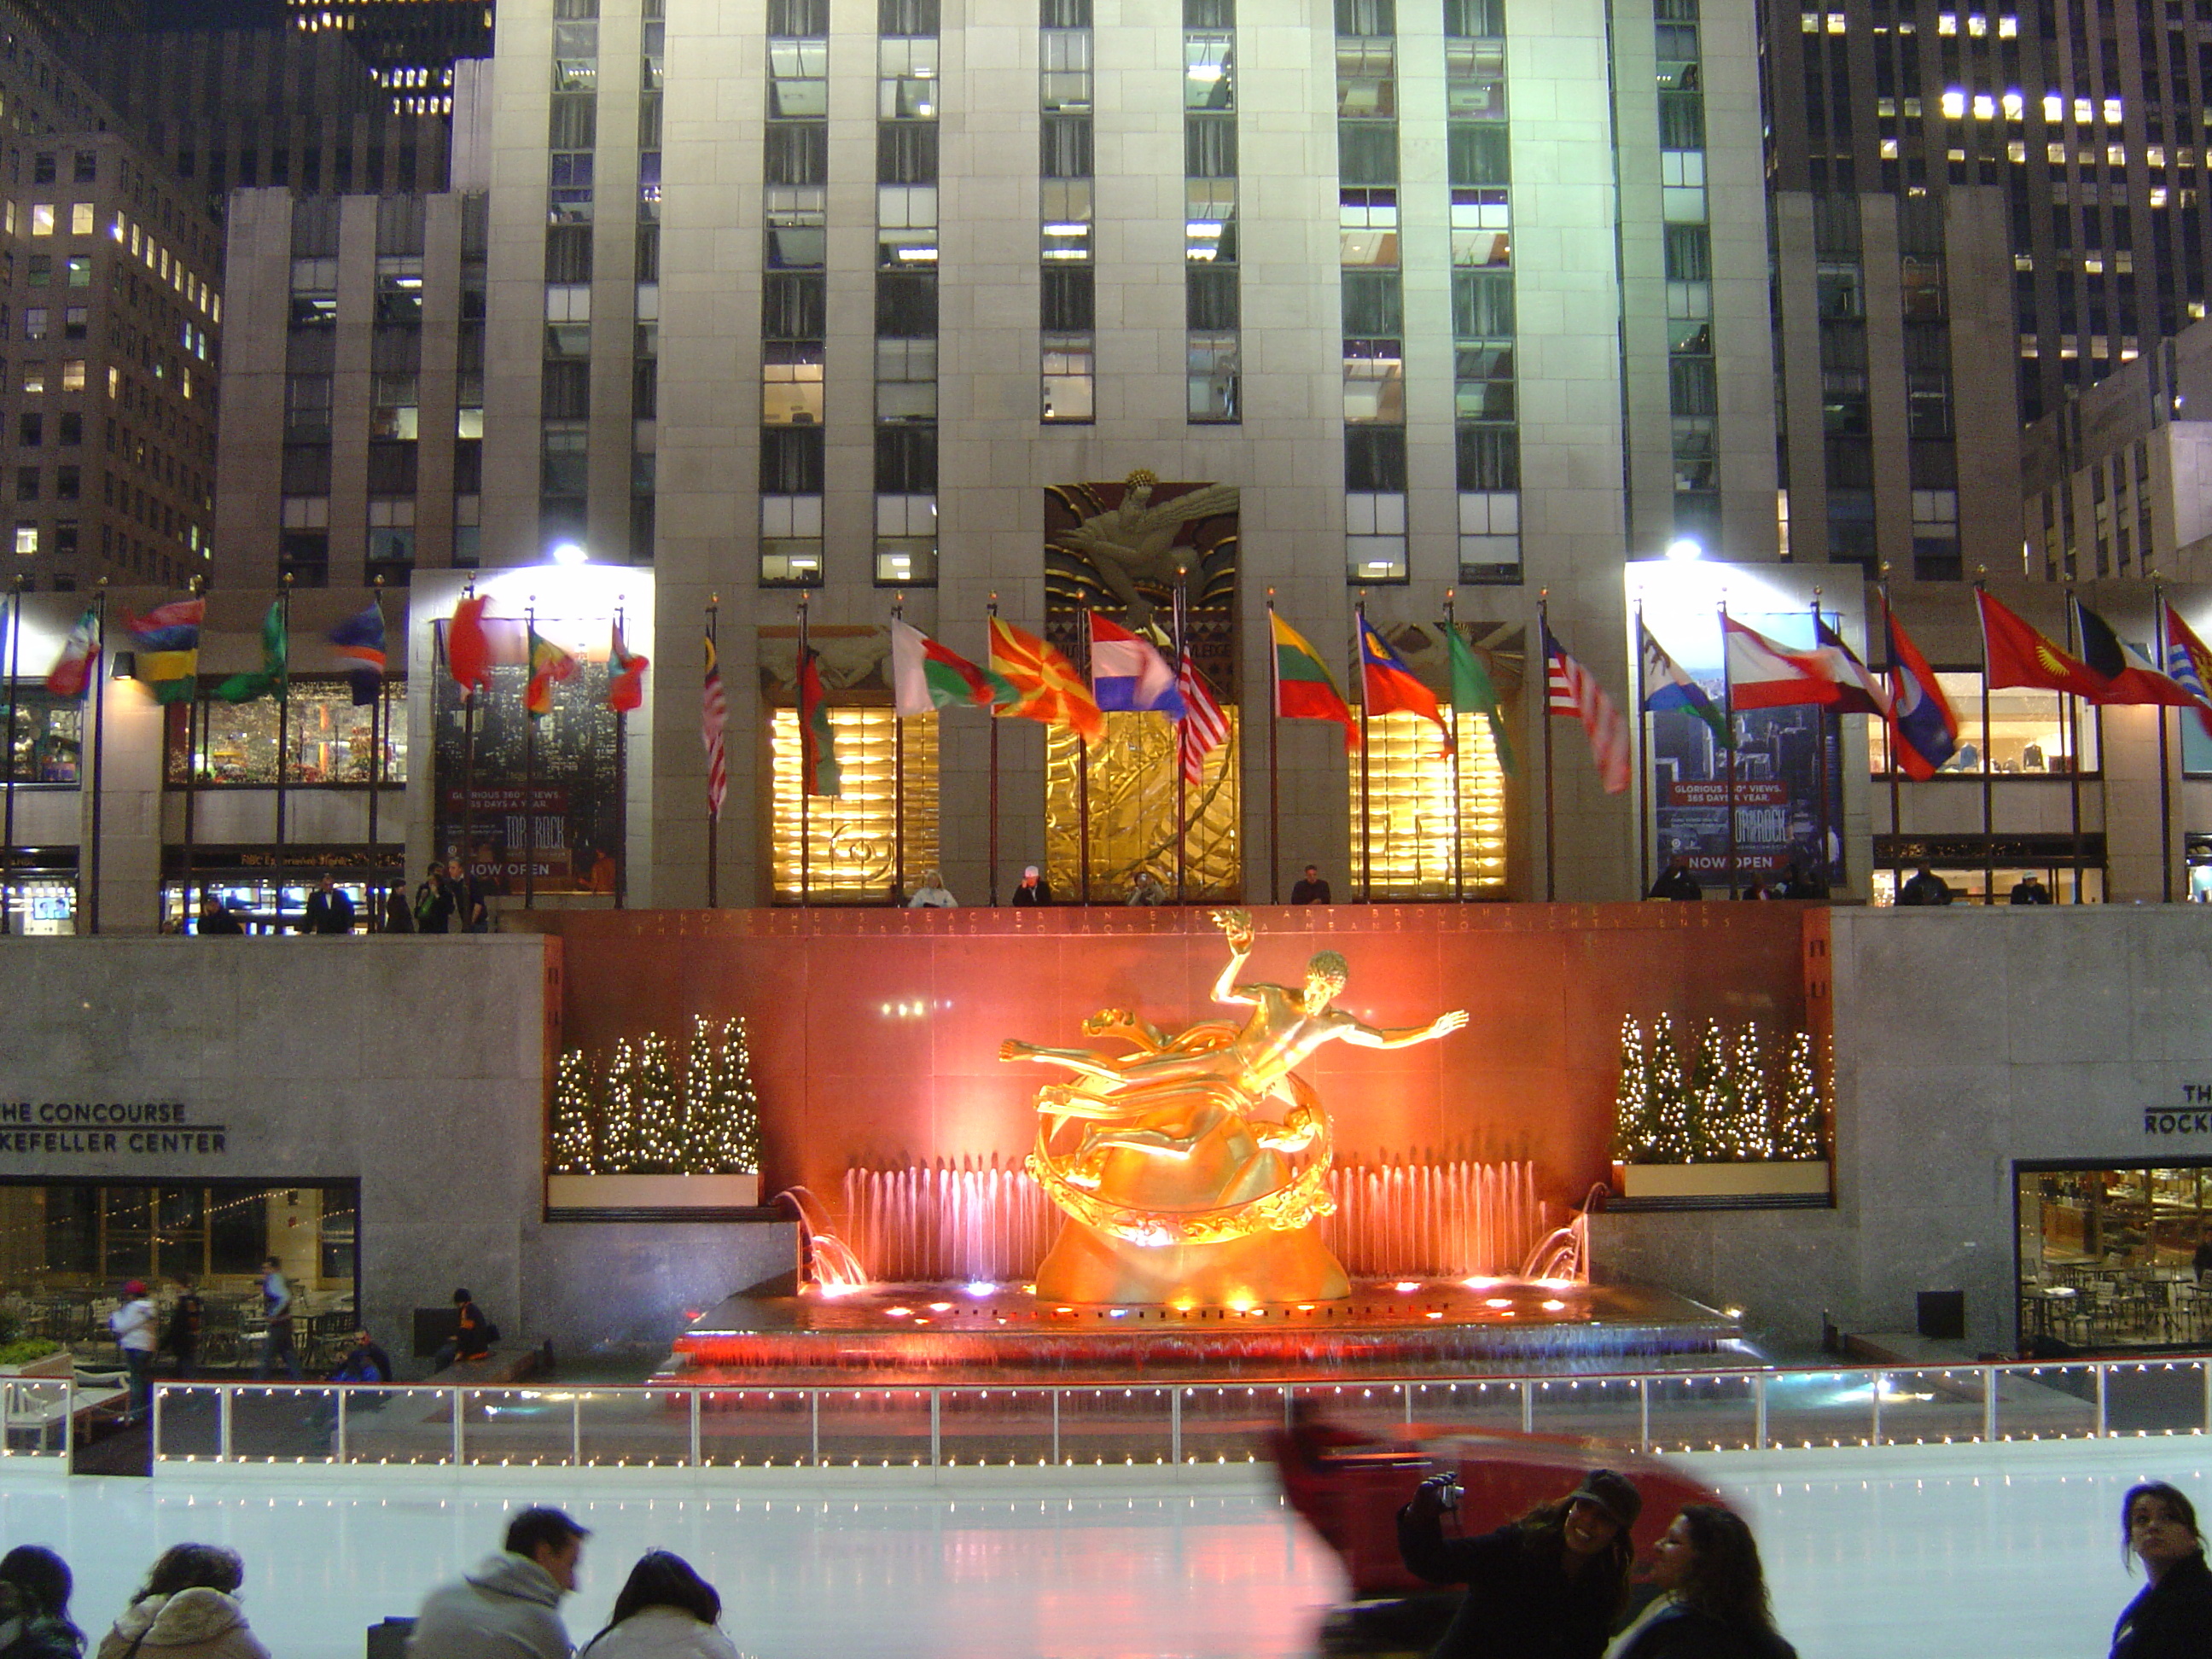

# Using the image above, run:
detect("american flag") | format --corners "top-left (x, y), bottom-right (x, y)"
top-left (1542, 621), bottom-right (1632, 795)
top-left (701, 632), bottom-right (729, 820)
top-left (1177, 649), bottom-right (1229, 785)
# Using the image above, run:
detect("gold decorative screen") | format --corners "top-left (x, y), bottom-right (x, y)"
top-left (1348, 707), bottom-right (1509, 898)
top-left (1045, 709), bottom-right (1240, 901)
top-left (768, 708), bottom-right (940, 902)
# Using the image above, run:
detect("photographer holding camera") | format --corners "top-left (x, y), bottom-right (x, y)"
top-left (1396, 1466), bottom-right (1642, 1659)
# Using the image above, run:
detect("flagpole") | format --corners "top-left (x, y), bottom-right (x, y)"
top-left (182, 573), bottom-right (203, 932)
top-left (273, 577), bottom-right (293, 932)
top-left (367, 577), bottom-right (386, 923)
top-left (2063, 589), bottom-right (2084, 904)
top-left (987, 594), bottom-right (1001, 907)
top-left (460, 574), bottom-right (478, 887)
top-left (612, 602), bottom-right (628, 911)
top-left (1718, 595), bottom-right (1738, 899)
top-left (524, 597), bottom-right (538, 911)
top-left (1633, 594), bottom-right (1650, 900)
top-left (705, 597), bottom-right (719, 909)
top-left (86, 583), bottom-right (108, 934)
top-left (1811, 589), bottom-right (1831, 892)
top-left (1539, 591), bottom-right (1557, 903)
top-left (1975, 573), bottom-right (1995, 906)
top-left (1880, 570), bottom-right (1903, 903)
top-left (1173, 580), bottom-right (1188, 906)
top-left (797, 593), bottom-right (810, 911)
top-left (2157, 583), bottom-right (2176, 903)
top-left (1354, 597), bottom-right (1371, 903)
top-left (1447, 590), bottom-right (1464, 903)
top-left (1266, 590), bottom-right (1281, 905)
top-left (890, 600), bottom-right (905, 906)
top-left (2, 577), bottom-right (20, 935)
top-left (1078, 608), bottom-right (1092, 905)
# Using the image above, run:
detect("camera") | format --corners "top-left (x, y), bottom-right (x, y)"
top-left (1421, 1472), bottom-right (1461, 1511)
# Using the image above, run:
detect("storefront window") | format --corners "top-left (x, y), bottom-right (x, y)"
top-left (1, 690), bottom-right (83, 783)
top-left (1869, 671), bottom-right (2098, 776)
top-left (768, 707), bottom-right (940, 902)
top-left (0, 1180), bottom-right (359, 1365)
top-left (2017, 1161), bottom-right (2212, 1354)
top-left (166, 678), bottom-right (408, 785)
top-left (1872, 865), bottom-right (2105, 905)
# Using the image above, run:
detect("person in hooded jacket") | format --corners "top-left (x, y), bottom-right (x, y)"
top-left (96, 1545), bottom-right (267, 1659)
top-left (0, 1545), bottom-right (82, 1659)
top-left (576, 1553), bottom-right (738, 1659)
top-left (407, 1509), bottom-right (588, 1659)
top-left (2111, 1481), bottom-right (2212, 1659)
top-left (1604, 1505), bottom-right (1797, 1659)
top-left (1399, 1467), bottom-right (1642, 1659)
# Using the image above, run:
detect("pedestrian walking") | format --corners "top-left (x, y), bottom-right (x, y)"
top-left (96, 1546), bottom-right (268, 1659)
top-left (252, 1258), bottom-right (300, 1382)
top-left (577, 1553), bottom-right (739, 1659)
top-left (1605, 1505), bottom-right (1796, 1658)
top-left (2112, 1481), bottom-right (2212, 1659)
top-left (107, 1281), bottom-right (155, 1420)
top-left (408, 1509), bottom-right (587, 1659)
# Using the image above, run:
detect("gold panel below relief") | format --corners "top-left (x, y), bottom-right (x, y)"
top-left (1045, 709), bottom-right (1240, 901)
top-left (1348, 707), bottom-right (1509, 899)
top-left (769, 708), bottom-right (940, 902)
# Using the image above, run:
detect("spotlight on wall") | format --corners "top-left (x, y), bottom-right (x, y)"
top-left (550, 541), bottom-right (589, 567)
top-left (1665, 537), bottom-right (1703, 562)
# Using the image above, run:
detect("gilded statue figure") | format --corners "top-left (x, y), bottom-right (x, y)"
top-left (1052, 469), bottom-right (1239, 629)
top-left (1001, 909), bottom-right (1469, 1305)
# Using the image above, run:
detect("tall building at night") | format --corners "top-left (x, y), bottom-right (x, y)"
top-left (286, 0), bottom-right (494, 116)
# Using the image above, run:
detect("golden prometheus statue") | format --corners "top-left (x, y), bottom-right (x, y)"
top-left (999, 909), bottom-right (1469, 1306)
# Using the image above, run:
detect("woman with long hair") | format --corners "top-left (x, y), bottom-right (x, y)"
top-left (2111, 1481), bottom-right (2212, 1658)
top-left (1399, 1468), bottom-right (1642, 1659)
top-left (1605, 1505), bottom-right (1796, 1658)
top-left (578, 1552), bottom-right (739, 1659)
top-left (0, 1544), bottom-right (83, 1659)
top-left (96, 1546), bottom-right (268, 1659)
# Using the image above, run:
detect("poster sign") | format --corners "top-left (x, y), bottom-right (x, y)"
top-left (433, 663), bottom-right (624, 897)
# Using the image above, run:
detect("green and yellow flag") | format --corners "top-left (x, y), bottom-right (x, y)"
top-left (1447, 622), bottom-right (1516, 775)
top-left (212, 601), bottom-right (288, 704)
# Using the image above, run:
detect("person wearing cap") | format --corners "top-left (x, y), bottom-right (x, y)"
top-left (108, 1280), bottom-right (158, 1420)
top-left (1399, 1465), bottom-right (1642, 1659)
top-left (1010, 865), bottom-right (1052, 906)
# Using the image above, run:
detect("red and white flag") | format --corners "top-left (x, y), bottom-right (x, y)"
top-left (1722, 614), bottom-right (1886, 713)
top-left (701, 633), bottom-right (728, 821)
top-left (1177, 649), bottom-right (1229, 785)
top-left (1542, 620), bottom-right (1631, 794)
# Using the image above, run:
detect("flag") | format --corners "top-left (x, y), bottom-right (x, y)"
top-left (1976, 589), bottom-right (2107, 699)
top-left (1721, 614), bottom-right (1886, 713)
top-left (988, 614), bottom-right (1106, 744)
top-left (1881, 594), bottom-right (1960, 781)
top-left (797, 643), bottom-right (842, 797)
top-left (701, 634), bottom-right (729, 821)
top-left (125, 597), bottom-right (203, 704)
top-left (891, 619), bottom-right (998, 715)
top-left (606, 623), bottom-right (649, 713)
top-left (1177, 649), bottom-right (1229, 785)
top-left (212, 600), bottom-right (288, 703)
top-left (1269, 610), bottom-right (1359, 751)
top-left (2160, 599), bottom-right (2212, 739)
top-left (1359, 615), bottom-right (1452, 753)
top-left (1088, 613), bottom-right (1185, 717)
top-left (1542, 620), bottom-right (1631, 794)
top-left (525, 627), bottom-right (578, 718)
top-left (447, 595), bottom-right (492, 694)
top-left (327, 603), bottom-right (386, 707)
top-left (1639, 621), bottom-right (1726, 747)
top-left (1447, 623), bottom-right (1516, 775)
top-left (1813, 618), bottom-right (1891, 717)
top-left (2070, 597), bottom-right (2199, 707)
top-left (44, 608), bottom-right (99, 699)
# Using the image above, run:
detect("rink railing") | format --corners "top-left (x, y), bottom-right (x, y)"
top-left (105, 1356), bottom-right (2212, 1470)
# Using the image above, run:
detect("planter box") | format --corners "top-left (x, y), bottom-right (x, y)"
top-left (1613, 1161), bottom-right (1831, 1201)
top-left (545, 1173), bottom-right (760, 1215)
top-left (0, 1350), bottom-right (72, 1378)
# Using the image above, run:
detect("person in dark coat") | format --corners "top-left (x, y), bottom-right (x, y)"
top-left (2112, 1481), bottom-right (2212, 1658)
top-left (414, 863), bottom-right (455, 934)
top-left (1647, 855), bottom-right (1702, 901)
top-left (1010, 865), bottom-right (1051, 906)
top-left (1609, 1505), bottom-right (1797, 1659)
top-left (1290, 864), bottom-right (1333, 905)
top-left (303, 874), bottom-right (356, 934)
top-left (195, 896), bottom-right (243, 937)
top-left (1897, 864), bottom-right (1954, 905)
top-left (432, 1289), bottom-right (494, 1369)
top-left (0, 1545), bottom-right (84, 1659)
top-left (1398, 1466), bottom-right (1639, 1659)
top-left (2009, 874), bottom-right (2054, 905)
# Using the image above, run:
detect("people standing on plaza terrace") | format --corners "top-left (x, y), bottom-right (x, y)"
top-left (107, 1281), bottom-right (155, 1420)
top-left (303, 872), bottom-right (356, 934)
top-left (576, 1552), bottom-right (738, 1659)
top-left (446, 856), bottom-right (488, 933)
top-left (1647, 855), bottom-right (1702, 901)
top-left (415, 862), bottom-right (455, 933)
top-left (96, 1546), bottom-right (269, 1659)
top-left (1605, 1505), bottom-right (1796, 1659)
top-left (381, 886), bottom-right (416, 932)
top-left (432, 1289), bottom-right (494, 1370)
top-left (253, 1258), bottom-right (300, 1382)
top-left (1398, 1467), bottom-right (1640, 1659)
top-left (1010, 864), bottom-right (1051, 905)
top-left (1290, 864), bottom-right (1331, 904)
top-left (906, 869), bottom-right (957, 909)
top-left (195, 895), bottom-right (243, 937)
top-left (1897, 864), bottom-right (1954, 905)
top-left (2110, 1481), bottom-right (2212, 1659)
top-left (409, 1510), bottom-right (587, 1659)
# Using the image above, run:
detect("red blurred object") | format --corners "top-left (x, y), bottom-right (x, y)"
top-left (1271, 1416), bottom-right (1725, 1601)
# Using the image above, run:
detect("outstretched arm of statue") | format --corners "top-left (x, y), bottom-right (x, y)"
top-left (1339, 1009), bottom-right (1470, 1050)
top-left (998, 1039), bottom-right (1128, 1081)
top-left (1208, 908), bottom-right (1257, 1004)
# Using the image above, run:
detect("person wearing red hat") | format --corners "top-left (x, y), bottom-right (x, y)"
top-left (108, 1281), bottom-right (158, 1421)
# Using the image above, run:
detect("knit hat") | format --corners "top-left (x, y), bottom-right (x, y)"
top-left (1566, 1467), bottom-right (1642, 1530)
top-left (123, 1280), bottom-right (148, 1296)
top-left (1023, 865), bottom-right (1039, 879)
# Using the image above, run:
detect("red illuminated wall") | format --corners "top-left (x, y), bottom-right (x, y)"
top-left (529, 904), bottom-right (1822, 1225)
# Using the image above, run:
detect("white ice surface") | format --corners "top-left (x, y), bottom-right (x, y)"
top-left (0, 1438), bottom-right (2196, 1659)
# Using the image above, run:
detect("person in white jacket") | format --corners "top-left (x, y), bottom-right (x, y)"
top-left (577, 1554), bottom-right (739, 1659)
top-left (97, 1545), bottom-right (270, 1659)
top-left (408, 1510), bottom-right (588, 1659)
top-left (107, 1281), bottom-right (157, 1420)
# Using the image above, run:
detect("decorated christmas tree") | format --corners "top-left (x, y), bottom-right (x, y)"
top-left (1773, 1031), bottom-right (1827, 1160)
top-left (1648, 1013), bottom-right (1693, 1162)
top-left (685, 1016), bottom-right (762, 1173)
top-left (597, 1038), bottom-right (642, 1173)
top-left (1713, 1021), bottom-right (1772, 1161)
top-left (1612, 1017), bottom-right (1656, 1162)
top-left (630, 1033), bottom-right (683, 1171)
top-left (550, 1050), bottom-right (599, 1174)
top-left (1685, 1020), bottom-right (1730, 1162)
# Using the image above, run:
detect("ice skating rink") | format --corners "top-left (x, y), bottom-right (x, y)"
top-left (0, 1438), bottom-right (2189, 1659)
